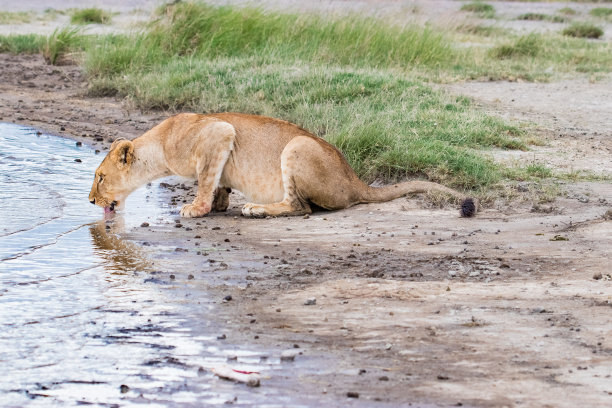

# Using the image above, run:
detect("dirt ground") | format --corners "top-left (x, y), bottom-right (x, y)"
top-left (1, 1), bottom-right (611, 407)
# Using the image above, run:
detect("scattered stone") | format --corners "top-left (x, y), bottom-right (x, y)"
top-left (169, 274), bottom-right (175, 280)
top-left (119, 384), bottom-right (129, 393)
top-left (437, 375), bottom-right (450, 380)
top-left (140, 222), bottom-right (149, 227)
top-left (75, 141), bottom-right (82, 146)
top-left (379, 376), bottom-right (389, 381)
top-left (593, 272), bottom-right (602, 280)
top-left (304, 298), bottom-right (316, 306)
top-left (223, 295), bottom-right (233, 302)
top-left (188, 274), bottom-right (194, 280)
top-left (550, 235), bottom-right (569, 241)
top-left (74, 158), bottom-right (81, 162)
top-left (280, 349), bottom-right (301, 361)
top-left (217, 334), bottom-right (227, 340)
top-left (212, 226), bottom-right (221, 230)
top-left (211, 365), bottom-right (260, 387)
top-left (347, 391), bottom-right (359, 398)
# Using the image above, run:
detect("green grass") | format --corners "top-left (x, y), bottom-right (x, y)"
top-left (558, 7), bottom-right (578, 16)
top-left (70, 8), bottom-right (111, 25)
top-left (516, 13), bottom-right (566, 23)
top-left (43, 26), bottom-right (83, 65)
top-left (451, 31), bottom-right (612, 80)
top-left (0, 34), bottom-right (45, 53)
top-left (0, 11), bottom-right (33, 24)
top-left (590, 7), bottom-right (612, 19)
top-left (80, 2), bottom-right (531, 189)
top-left (460, 2), bottom-right (495, 18)
top-left (562, 22), bottom-right (604, 38)
top-left (490, 34), bottom-right (540, 59)
top-left (8, 1), bottom-right (608, 192)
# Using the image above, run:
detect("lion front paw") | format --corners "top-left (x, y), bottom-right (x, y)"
top-left (241, 203), bottom-right (268, 218)
top-left (180, 202), bottom-right (211, 218)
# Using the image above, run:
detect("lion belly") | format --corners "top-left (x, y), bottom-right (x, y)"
top-left (220, 164), bottom-right (285, 204)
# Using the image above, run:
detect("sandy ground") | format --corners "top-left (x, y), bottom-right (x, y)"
top-left (1, 1), bottom-right (612, 407)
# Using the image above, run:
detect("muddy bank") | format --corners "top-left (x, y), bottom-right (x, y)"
top-left (1, 52), bottom-right (612, 407)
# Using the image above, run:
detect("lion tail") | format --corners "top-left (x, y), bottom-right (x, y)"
top-left (358, 180), bottom-right (478, 217)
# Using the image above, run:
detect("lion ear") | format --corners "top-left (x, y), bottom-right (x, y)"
top-left (110, 140), bottom-right (134, 169)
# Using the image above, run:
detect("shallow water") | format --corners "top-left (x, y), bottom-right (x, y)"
top-left (0, 124), bottom-right (341, 407)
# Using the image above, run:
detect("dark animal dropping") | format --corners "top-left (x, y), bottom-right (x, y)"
top-left (461, 198), bottom-right (476, 217)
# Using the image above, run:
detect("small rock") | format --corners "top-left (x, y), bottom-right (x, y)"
top-left (379, 376), bottom-right (389, 381)
top-left (140, 222), bottom-right (149, 227)
top-left (437, 375), bottom-right (450, 380)
top-left (169, 274), bottom-right (175, 280)
top-left (304, 298), bottom-right (316, 306)
top-left (74, 158), bottom-right (82, 163)
top-left (119, 384), bottom-right (129, 393)
top-left (188, 274), bottom-right (194, 280)
top-left (75, 141), bottom-right (82, 146)
top-left (217, 334), bottom-right (226, 340)
top-left (280, 349), bottom-right (301, 361)
top-left (223, 295), bottom-right (232, 302)
top-left (593, 272), bottom-right (602, 280)
top-left (347, 391), bottom-right (359, 398)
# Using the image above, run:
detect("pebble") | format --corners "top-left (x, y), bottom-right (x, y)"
top-left (593, 272), bottom-right (602, 280)
top-left (280, 349), bottom-right (301, 361)
top-left (217, 334), bottom-right (226, 340)
top-left (223, 295), bottom-right (233, 302)
top-left (140, 222), bottom-right (149, 227)
top-left (119, 384), bottom-right (129, 393)
top-left (304, 298), bottom-right (316, 306)
top-left (188, 274), bottom-right (194, 280)
top-left (75, 141), bottom-right (82, 146)
top-left (347, 391), bottom-right (359, 398)
top-left (379, 376), bottom-right (389, 381)
top-left (74, 158), bottom-right (82, 162)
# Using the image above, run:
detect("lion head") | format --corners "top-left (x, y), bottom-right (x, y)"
top-left (89, 139), bottom-right (135, 213)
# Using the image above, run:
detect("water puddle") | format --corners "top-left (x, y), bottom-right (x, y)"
top-left (0, 124), bottom-right (344, 407)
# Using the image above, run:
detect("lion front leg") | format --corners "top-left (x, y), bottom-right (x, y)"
top-left (180, 122), bottom-right (235, 218)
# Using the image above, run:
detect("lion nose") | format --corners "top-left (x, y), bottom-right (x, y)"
top-left (90, 198), bottom-right (95, 205)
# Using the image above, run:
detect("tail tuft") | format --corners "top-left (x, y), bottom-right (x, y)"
top-left (460, 198), bottom-right (477, 217)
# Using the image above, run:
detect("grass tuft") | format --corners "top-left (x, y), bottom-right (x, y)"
top-left (43, 26), bottom-right (82, 65)
top-left (70, 8), bottom-right (111, 25)
top-left (558, 8), bottom-right (577, 16)
top-left (516, 13), bottom-right (566, 22)
top-left (0, 11), bottom-right (33, 24)
top-left (590, 7), bottom-right (612, 19)
top-left (562, 22), bottom-right (604, 38)
top-left (0, 34), bottom-right (45, 53)
top-left (460, 2), bottom-right (495, 18)
top-left (490, 34), bottom-right (540, 59)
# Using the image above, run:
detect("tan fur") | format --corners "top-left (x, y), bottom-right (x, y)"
top-left (89, 113), bottom-right (476, 217)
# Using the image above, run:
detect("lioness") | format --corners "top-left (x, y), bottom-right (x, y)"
top-left (89, 113), bottom-right (476, 217)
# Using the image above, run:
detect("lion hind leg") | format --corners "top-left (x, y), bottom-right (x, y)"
top-left (242, 139), bottom-right (312, 218)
